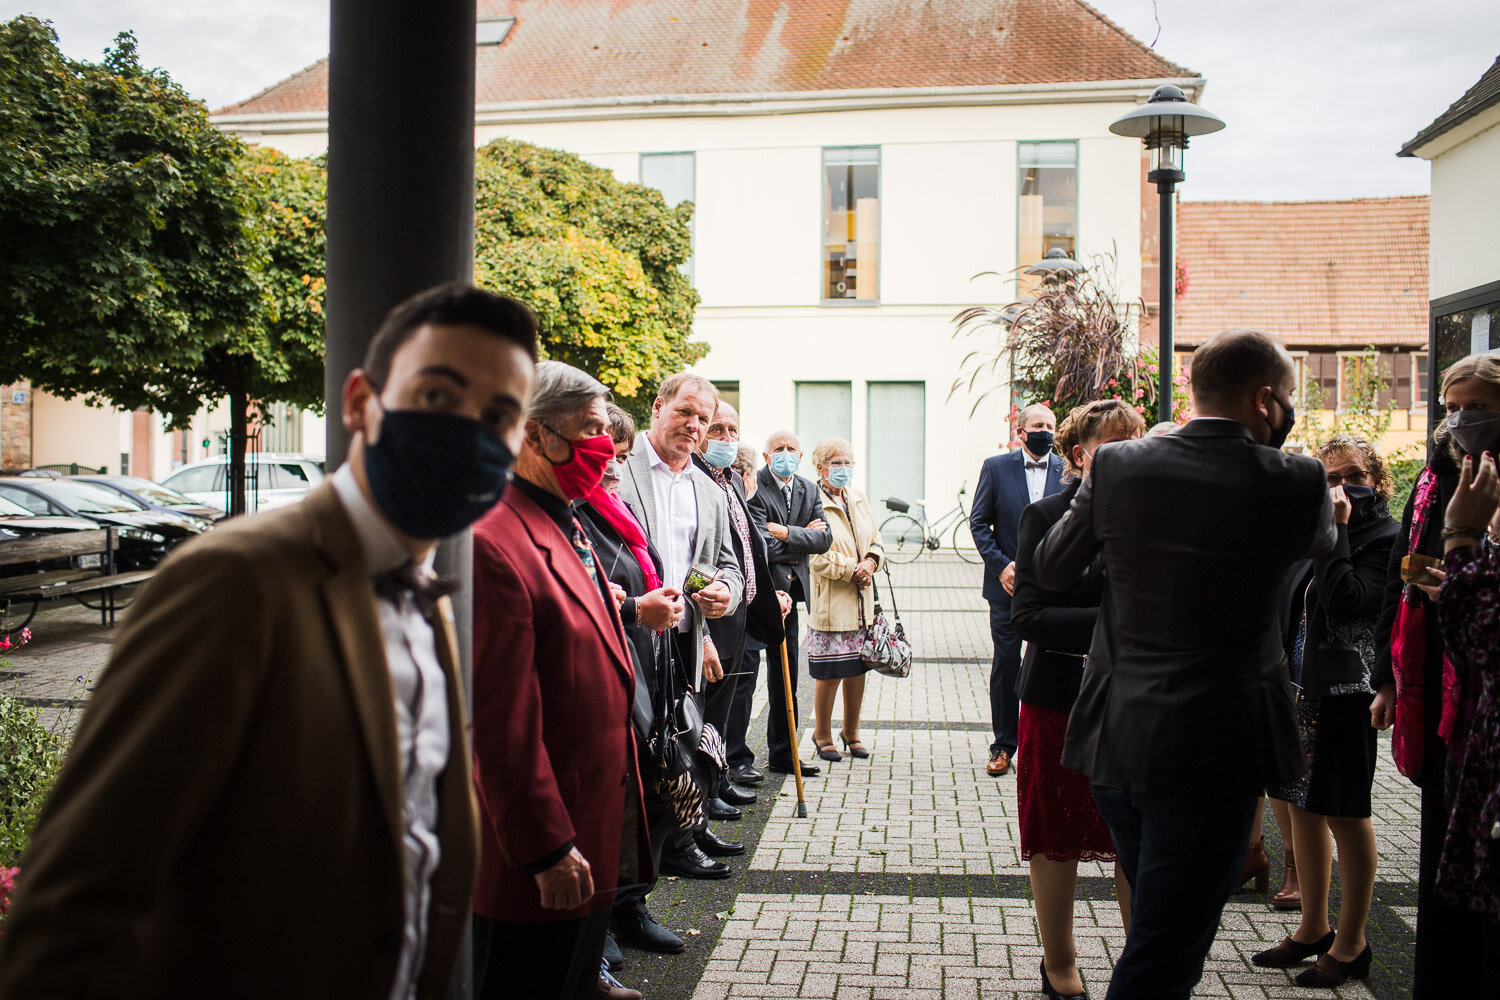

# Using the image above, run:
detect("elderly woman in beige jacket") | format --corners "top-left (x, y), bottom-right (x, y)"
top-left (806, 436), bottom-right (886, 762)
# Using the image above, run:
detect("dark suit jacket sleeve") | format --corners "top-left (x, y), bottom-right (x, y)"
top-left (1011, 501), bottom-right (1097, 654)
top-left (1312, 520), bottom-right (1397, 620)
top-left (471, 535), bottom-right (575, 870)
top-left (970, 457), bottom-right (1009, 575)
top-left (1033, 469), bottom-right (1100, 592)
top-left (1372, 493), bottom-right (1415, 690)
top-left (1305, 483), bottom-right (1338, 558)
top-left (0, 544), bottom-right (272, 993)
top-left (789, 486), bottom-right (833, 554)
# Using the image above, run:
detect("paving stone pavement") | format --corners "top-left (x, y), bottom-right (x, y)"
top-left (2, 558), bottom-right (1421, 998)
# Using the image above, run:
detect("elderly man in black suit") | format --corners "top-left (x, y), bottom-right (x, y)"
top-left (970, 403), bottom-right (1065, 777)
top-left (1035, 328), bottom-right (1337, 1000)
top-left (748, 430), bottom-right (833, 778)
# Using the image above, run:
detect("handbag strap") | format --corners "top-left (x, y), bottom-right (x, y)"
top-left (879, 567), bottom-right (902, 624)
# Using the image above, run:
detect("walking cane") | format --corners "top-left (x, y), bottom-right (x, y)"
top-left (778, 636), bottom-right (808, 818)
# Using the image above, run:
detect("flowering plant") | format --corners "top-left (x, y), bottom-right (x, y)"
top-left (1, 865), bottom-right (17, 931)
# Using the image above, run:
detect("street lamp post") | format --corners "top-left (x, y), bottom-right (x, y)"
top-left (1109, 85), bottom-right (1224, 422)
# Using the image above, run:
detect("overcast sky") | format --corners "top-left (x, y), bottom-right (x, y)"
top-left (7, 0), bottom-right (1498, 203)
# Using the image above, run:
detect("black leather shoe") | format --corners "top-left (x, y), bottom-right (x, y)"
top-left (659, 844), bottom-right (730, 880)
top-left (719, 783), bottom-right (757, 805)
top-left (768, 760), bottom-right (821, 777)
top-left (602, 933), bottom-right (625, 970)
top-left (610, 905), bottom-right (685, 953)
top-left (706, 796), bottom-right (742, 821)
top-left (1251, 930), bottom-right (1336, 968)
top-left (695, 827), bottom-right (745, 856)
top-left (729, 764), bottom-right (764, 785)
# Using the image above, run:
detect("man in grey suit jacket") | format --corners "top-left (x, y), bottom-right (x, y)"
top-left (1035, 329), bottom-right (1336, 1000)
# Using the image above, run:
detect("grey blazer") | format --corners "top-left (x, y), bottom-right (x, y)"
top-left (1034, 418), bottom-right (1337, 797)
top-left (617, 431), bottom-right (744, 686)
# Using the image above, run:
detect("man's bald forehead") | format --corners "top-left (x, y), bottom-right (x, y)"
top-left (715, 400), bottom-right (740, 422)
top-left (766, 430), bottom-right (800, 451)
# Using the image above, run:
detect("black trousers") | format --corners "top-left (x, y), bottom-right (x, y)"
top-left (762, 605), bottom-right (802, 768)
top-left (987, 598), bottom-right (1022, 757)
top-left (473, 908), bottom-right (610, 1000)
top-left (704, 634), bottom-right (756, 776)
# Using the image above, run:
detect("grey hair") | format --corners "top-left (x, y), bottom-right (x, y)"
top-left (1016, 403), bottom-right (1055, 428)
top-left (528, 360), bottom-right (608, 426)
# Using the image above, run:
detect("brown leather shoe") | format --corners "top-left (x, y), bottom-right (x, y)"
top-left (1272, 850), bottom-right (1301, 910)
top-left (597, 971), bottom-right (643, 1000)
top-left (1236, 838), bottom-right (1270, 893)
top-left (986, 748), bottom-right (1010, 776)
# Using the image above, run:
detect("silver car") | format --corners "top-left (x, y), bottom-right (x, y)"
top-left (160, 454), bottom-right (325, 514)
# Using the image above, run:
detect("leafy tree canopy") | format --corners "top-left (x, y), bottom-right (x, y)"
top-left (474, 138), bottom-right (704, 415)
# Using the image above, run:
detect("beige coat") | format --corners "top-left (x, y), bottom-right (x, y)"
top-left (808, 485), bottom-right (886, 632)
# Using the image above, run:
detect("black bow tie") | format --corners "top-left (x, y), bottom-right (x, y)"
top-left (374, 561), bottom-right (459, 618)
top-left (1026, 461), bottom-right (1048, 471)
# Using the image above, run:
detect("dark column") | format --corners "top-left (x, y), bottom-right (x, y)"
top-left (326, 4), bottom-right (476, 998)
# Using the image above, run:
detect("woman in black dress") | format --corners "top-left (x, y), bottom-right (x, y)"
top-left (1255, 436), bottom-right (1399, 987)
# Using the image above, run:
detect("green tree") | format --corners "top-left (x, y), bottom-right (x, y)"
top-left (473, 139), bottom-right (703, 416)
top-left (1296, 347), bottom-right (1400, 453)
top-left (0, 18), bottom-right (326, 513)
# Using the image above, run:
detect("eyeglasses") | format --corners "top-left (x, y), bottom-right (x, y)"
top-left (825, 460), bottom-right (855, 469)
top-left (1326, 470), bottom-right (1369, 487)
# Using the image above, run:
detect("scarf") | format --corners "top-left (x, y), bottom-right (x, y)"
top-left (586, 486), bottom-right (661, 593)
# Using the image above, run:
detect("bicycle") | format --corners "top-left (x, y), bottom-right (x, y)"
top-left (878, 485), bottom-right (980, 564)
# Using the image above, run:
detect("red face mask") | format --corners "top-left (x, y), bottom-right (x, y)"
top-left (548, 430), bottom-right (616, 499)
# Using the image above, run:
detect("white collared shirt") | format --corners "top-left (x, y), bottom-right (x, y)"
top-left (642, 434), bottom-right (699, 631)
top-left (331, 466), bottom-right (449, 1000)
top-left (1023, 451), bottom-right (1050, 504)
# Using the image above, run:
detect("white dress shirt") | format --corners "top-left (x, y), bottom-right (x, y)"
top-left (1023, 451), bottom-right (1050, 505)
top-left (642, 434), bottom-right (699, 632)
top-left (331, 466), bottom-right (449, 1000)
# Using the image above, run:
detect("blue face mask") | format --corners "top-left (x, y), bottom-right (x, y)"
top-left (769, 452), bottom-right (799, 478)
top-left (826, 466), bottom-right (854, 489)
top-left (364, 408), bottom-right (514, 539)
top-left (702, 438), bottom-right (738, 469)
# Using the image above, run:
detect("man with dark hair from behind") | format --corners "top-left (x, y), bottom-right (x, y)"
top-left (0, 284), bottom-right (538, 999)
top-left (1035, 327), bottom-right (1336, 1000)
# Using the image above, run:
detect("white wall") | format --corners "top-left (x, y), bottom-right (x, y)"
top-left (32, 391), bottom-right (126, 474)
top-left (1429, 119), bottom-right (1500, 300)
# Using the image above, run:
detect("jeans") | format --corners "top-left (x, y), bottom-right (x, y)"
top-left (988, 599), bottom-right (1021, 756)
top-left (1092, 785), bottom-right (1259, 1000)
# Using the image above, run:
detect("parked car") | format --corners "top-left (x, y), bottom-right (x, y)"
top-left (0, 478), bottom-right (207, 570)
top-left (160, 454), bottom-right (325, 514)
top-left (68, 474), bottom-right (225, 527)
top-left (0, 495), bottom-right (103, 580)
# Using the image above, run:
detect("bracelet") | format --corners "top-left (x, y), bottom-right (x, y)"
top-left (1441, 524), bottom-right (1484, 541)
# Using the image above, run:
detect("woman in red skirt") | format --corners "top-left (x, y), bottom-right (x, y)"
top-left (1011, 399), bottom-right (1144, 999)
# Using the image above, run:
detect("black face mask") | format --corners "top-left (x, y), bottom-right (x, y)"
top-left (1341, 483), bottom-right (1377, 522)
top-left (1266, 401), bottom-right (1295, 450)
top-left (364, 408), bottom-right (515, 539)
top-left (1447, 410), bottom-right (1500, 457)
top-left (1024, 430), bottom-right (1055, 457)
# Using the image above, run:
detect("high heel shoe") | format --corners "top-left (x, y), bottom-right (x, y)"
top-left (1292, 943), bottom-right (1372, 987)
top-left (1236, 837), bottom-right (1270, 893)
top-left (1271, 847), bottom-right (1301, 911)
top-left (1250, 929), bottom-right (1336, 968)
top-left (1040, 959), bottom-right (1087, 1000)
top-left (839, 730), bottom-right (869, 759)
top-left (813, 740), bottom-right (842, 762)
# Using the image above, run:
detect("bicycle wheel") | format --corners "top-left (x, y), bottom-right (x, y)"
top-left (879, 514), bottom-right (926, 563)
top-left (950, 517), bottom-right (981, 564)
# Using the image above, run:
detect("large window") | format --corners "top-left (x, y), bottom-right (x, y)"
top-left (1018, 141), bottom-right (1078, 280)
top-left (795, 382), bottom-right (852, 460)
top-left (1412, 352), bottom-right (1430, 409)
top-left (1431, 283), bottom-right (1500, 427)
top-left (866, 382), bottom-right (924, 507)
top-left (641, 151), bottom-right (696, 281)
top-left (822, 147), bottom-right (879, 302)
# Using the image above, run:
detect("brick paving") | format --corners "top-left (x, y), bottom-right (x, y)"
top-left (2, 557), bottom-right (1421, 998)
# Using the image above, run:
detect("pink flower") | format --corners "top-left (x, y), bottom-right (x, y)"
top-left (19, 628), bottom-right (30, 643)
top-left (0, 637), bottom-right (12, 651)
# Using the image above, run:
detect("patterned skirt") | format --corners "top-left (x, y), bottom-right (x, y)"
top-left (806, 627), bottom-right (869, 680)
top-left (1016, 702), bottom-right (1117, 862)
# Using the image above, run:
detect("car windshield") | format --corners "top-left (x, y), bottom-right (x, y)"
top-left (27, 480), bottom-right (144, 515)
top-left (113, 479), bottom-right (199, 506)
top-left (0, 496), bottom-right (38, 517)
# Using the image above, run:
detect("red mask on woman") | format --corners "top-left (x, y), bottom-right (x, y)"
top-left (550, 431), bottom-right (616, 499)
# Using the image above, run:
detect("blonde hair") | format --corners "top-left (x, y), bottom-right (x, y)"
top-left (1319, 435), bottom-right (1393, 502)
top-left (1055, 399), bottom-right (1147, 478)
top-left (1434, 353), bottom-right (1500, 459)
top-left (811, 437), bottom-right (854, 469)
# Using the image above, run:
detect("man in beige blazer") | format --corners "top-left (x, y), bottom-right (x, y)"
top-left (0, 285), bottom-right (537, 1000)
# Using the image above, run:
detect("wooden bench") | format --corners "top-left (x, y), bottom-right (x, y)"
top-left (0, 528), bottom-right (156, 628)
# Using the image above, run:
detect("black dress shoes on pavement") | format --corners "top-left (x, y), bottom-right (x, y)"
top-left (602, 933), bottom-right (625, 970)
top-left (659, 843), bottom-right (731, 880)
top-left (695, 827), bottom-right (745, 857)
top-left (729, 764), bottom-right (764, 785)
top-left (718, 783), bottom-right (757, 806)
top-left (768, 760), bottom-right (821, 777)
top-left (706, 796), bottom-right (742, 821)
top-left (610, 904), bottom-right (685, 953)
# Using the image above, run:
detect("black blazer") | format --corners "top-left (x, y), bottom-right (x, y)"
top-left (749, 467), bottom-right (832, 604)
top-left (692, 455), bottom-right (783, 650)
top-left (1283, 504), bottom-right (1400, 698)
top-left (1011, 481), bottom-right (1102, 714)
top-left (971, 448), bottom-right (1066, 603)
top-left (1034, 418), bottom-right (1338, 796)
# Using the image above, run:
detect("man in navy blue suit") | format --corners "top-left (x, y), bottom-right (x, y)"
top-left (969, 403), bottom-right (1064, 776)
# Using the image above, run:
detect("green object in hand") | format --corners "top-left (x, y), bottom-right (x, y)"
top-left (684, 565), bottom-right (717, 596)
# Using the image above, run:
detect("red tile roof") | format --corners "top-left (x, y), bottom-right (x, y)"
top-left (1174, 196), bottom-right (1429, 349)
top-left (217, 0), bottom-right (1196, 116)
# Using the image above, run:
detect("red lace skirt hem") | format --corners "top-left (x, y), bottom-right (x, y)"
top-left (1016, 702), bottom-right (1117, 862)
